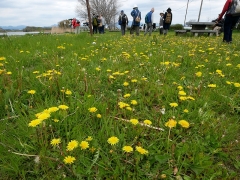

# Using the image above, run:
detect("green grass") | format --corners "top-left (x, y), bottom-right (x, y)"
top-left (0, 31), bottom-right (240, 179)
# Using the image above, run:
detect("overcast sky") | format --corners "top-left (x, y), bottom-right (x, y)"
top-left (0, 0), bottom-right (226, 27)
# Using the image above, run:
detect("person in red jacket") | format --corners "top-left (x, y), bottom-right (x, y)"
top-left (72, 18), bottom-right (80, 34)
top-left (217, 0), bottom-right (240, 43)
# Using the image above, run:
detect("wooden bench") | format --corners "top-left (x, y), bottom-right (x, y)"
top-left (175, 30), bottom-right (187, 36)
top-left (190, 30), bottom-right (216, 36)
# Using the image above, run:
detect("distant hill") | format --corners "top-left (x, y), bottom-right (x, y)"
top-left (0, 25), bottom-right (26, 30)
top-left (0, 25), bottom-right (57, 30)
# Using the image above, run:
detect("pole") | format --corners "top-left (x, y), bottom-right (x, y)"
top-left (86, 0), bottom-right (93, 36)
top-left (184, 0), bottom-right (190, 26)
top-left (198, 0), bottom-right (204, 22)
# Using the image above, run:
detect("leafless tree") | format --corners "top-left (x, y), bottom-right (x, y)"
top-left (76, 0), bottom-right (121, 29)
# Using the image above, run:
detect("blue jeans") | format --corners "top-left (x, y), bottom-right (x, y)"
top-left (223, 15), bottom-right (240, 42)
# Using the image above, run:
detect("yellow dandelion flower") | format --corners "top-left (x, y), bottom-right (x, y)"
top-left (122, 146), bottom-right (133, 153)
top-left (123, 93), bottom-right (131, 98)
top-left (96, 114), bottom-right (102, 118)
top-left (109, 75), bottom-right (115, 79)
top-left (178, 91), bottom-right (186, 96)
top-left (28, 90), bottom-right (36, 94)
top-left (179, 96), bottom-right (187, 101)
top-left (58, 105), bottom-right (69, 110)
top-left (208, 84), bottom-right (216, 88)
top-left (53, 119), bottom-right (59, 122)
top-left (67, 140), bottom-right (79, 151)
top-left (0, 57), bottom-right (6, 61)
top-left (36, 112), bottom-right (50, 120)
top-left (234, 83), bottom-right (240, 87)
top-left (130, 119), bottom-right (139, 125)
top-left (63, 156), bottom-right (76, 164)
top-left (226, 81), bottom-right (231, 85)
top-left (143, 120), bottom-right (152, 125)
top-left (123, 82), bottom-right (129, 86)
top-left (28, 119), bottom-right (42, 127)
top-left (165, 119), bottom-right (177, 128)
top-left (131, 79), bottom-right (138, 83)
top-left (48, 107), bottom-right (59, 113)
top-left (65, 89), bottom-right (72, 95)
top-left (183, 109), bottom-right (189, 113)
top-left (95, 67), bottom-right (101, 71)
top-left (50, 138), bottom-right (61, 146)
top-left (136, 146), bottom-right (148, 155)
top-left (79, 141), bottom-right (89, 150)
top-left (178, 120), bottom-right (190, 128)
top-left (107, 136), bottom-right (119, 145)
top-left (118, 102), bottom-right (130, 109)
top-left (177, 86), bottom-right (183, 90)
top-left (86, 136), bottom-right (93, 141)
top-left (126, 107), bottom-right (132, 111)
top-left (131, 100), bottom-right (137, 105)
top-left (169, 102), bottom-right (178, 107)
top-left (195, 72), bottom-right (202, 77)
top-left (88, 107), bottom-right (98, 113)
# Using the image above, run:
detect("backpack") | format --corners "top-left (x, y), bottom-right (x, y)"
top-left (122, 14), bottom-right (127, 24)
top-left (145, 14), bottom-right (149, 23)
top-left (227, 0), bottom-right (240, 16)
top-left (165, 13), bottom-right (171, 23)
top-left (135, 10), bottom-right (141, 22)
top-left (92, 17), bottom-right (98, 26)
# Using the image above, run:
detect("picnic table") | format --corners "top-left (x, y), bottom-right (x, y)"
top-left (186, 22), bottom-right (216, 36)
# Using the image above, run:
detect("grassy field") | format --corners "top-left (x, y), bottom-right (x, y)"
top-left (0, 30), bottom-right (240, 179)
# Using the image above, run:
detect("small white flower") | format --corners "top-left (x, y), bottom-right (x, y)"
top-left (160, 108), bottom-right (165, 115)
top-left (34, 156), bottom-right (40, 164)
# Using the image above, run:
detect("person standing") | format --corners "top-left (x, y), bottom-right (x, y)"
top-left (72, 18), bottom-right (80, 34)
top-left (217, 0), bottom-right (240, 43)
top-left (101, 15), bottom-right (106, 34)
top-left (98, 15), bottom-right (103, 34)
top-left (119, 10), bottom-right (128, 35)
top-left (144, 8), bottom-right (155, 36)
top-left (159, 12), bottom-right (164, 35)
top-left (163, 8), bottom-right (172, 35)
top-left (92, 14), bottom-right (98, 34)
top-left (130, 4), bottom-right (141, 36)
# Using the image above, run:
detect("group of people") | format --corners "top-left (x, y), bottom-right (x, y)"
top-left (118, 4), bottom-right (172, 36)
top-left (92, 14), bottom-right (106, 34)
top-left (74, 0), bottom-right (240, 43)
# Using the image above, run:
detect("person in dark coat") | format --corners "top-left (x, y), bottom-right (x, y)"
top-left (163, 8), bottom-right (172, 35)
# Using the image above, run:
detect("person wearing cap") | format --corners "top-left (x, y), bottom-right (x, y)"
top-left (144, 8), bottom-right (155, 36)
top-left (130, 4), bottom-right (141, 36)
top-left (159, 12), bottom-right (164, 34)
top-left (118, 10), bottom-right (129, 35)
top-left (163, 8), bottom-right (172, 35)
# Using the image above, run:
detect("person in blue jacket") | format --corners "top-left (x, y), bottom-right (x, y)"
top-left (130, 4), bottom-right (141, 36)
top-left (144, 8), bottom-right (155, 36)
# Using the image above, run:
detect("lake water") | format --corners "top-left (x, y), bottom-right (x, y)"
top-left (0, 32), bottom-right (41, 36)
